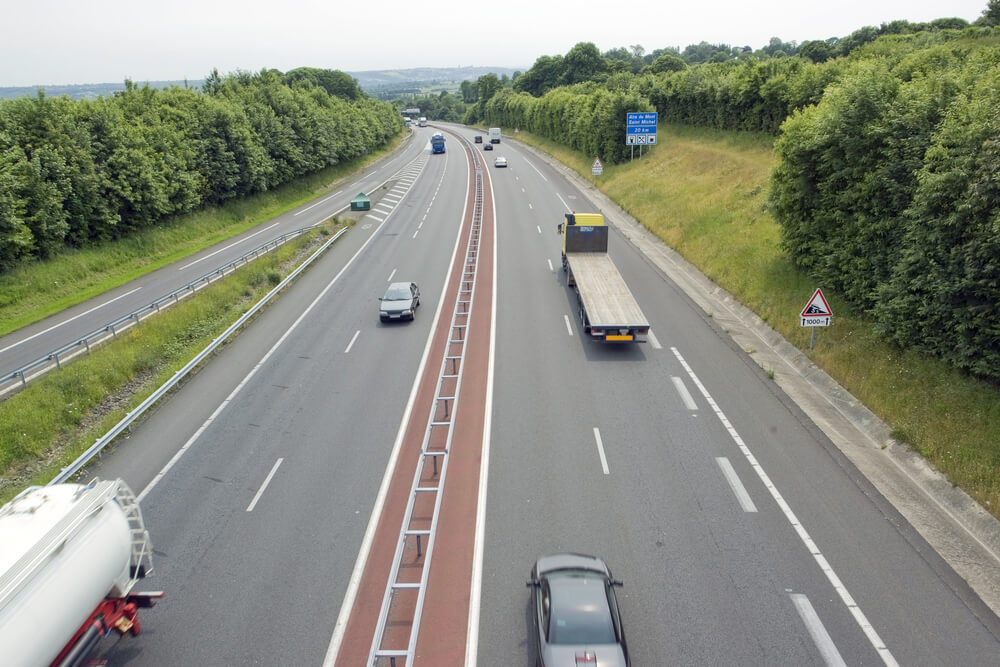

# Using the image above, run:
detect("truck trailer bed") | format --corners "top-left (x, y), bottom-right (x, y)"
top-left (566, 253), bottom-right (649, 328)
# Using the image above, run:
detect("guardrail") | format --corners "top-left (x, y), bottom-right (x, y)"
top-left (1, 226), bottom-right (316, 397)
top-left (48, 226), bottom-right (349, 485)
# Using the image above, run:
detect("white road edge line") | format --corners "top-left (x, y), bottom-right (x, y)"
top-left (557, 193), bottom-right (572, 212)
top-left (790, 593), bottom-right (848, 667)
top-left (246, 458), bottom-right (283, 512)
top-left (564, 315), bottom-right (574, 336)
top-left (715, 457), bottom-right (758, 512)
top-left (466, 159), bottom-right (499, 666)
top-left (178, 222), bottom-right (280, 270)
top-left (294, 190), bottom-right (342, 216)
top-left (523, 157), bottom-right (548, 182)
top-left (671, 347), bottom-right (898, 667)
top-left (671, 376), bottom-right (698, 410)
top-left (344, 330), bottom-right (360, 354)
top-left (323, 149), bottom-right (462, 667)
top-left (593, 427), bottom-right (610, 475)
top-left (0, 286), bottom-right (142, 354)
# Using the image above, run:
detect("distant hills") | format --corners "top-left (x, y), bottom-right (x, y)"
top-left (0, 66), bottom-right (523, 101)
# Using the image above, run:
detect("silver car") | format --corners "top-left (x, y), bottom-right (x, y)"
top-left (379, 281), bottom-right (420, 322)
top-left (527, 553), bottom-right (629, 666)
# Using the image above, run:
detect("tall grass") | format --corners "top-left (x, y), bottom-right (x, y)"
top-left (517, 124), bottom-right (1000, 514)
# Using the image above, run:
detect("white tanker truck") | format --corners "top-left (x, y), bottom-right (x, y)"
top-left (0, 479), bottom-right (162, 667)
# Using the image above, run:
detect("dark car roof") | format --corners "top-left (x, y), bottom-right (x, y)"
top-left (536, 553), bottom-right (610, 577)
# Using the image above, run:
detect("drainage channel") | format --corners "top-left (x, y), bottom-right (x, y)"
top-left (369, 138), bottom-right (484, 666)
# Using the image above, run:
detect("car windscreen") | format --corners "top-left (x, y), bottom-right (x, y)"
top-left (547, 571), bottom-right (616, 645)
top-left (384, 287), bottom-right (411, 300)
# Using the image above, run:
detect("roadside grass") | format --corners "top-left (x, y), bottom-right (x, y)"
top-left (0, 134), bottom-right (404, 337)
top-left (0, 222), bottom-right (339, 503)
top-left (514, 124), bottom-right (1000, 514)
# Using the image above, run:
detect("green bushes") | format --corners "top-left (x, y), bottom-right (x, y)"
top-left (770, 41), bottom-right (1000, 381)
top-left (0, 69), bottom-right (402, 271)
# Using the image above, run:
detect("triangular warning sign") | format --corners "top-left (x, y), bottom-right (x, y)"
top-left (592, 157), bottom-right (603, 169)
top-left (800, 288), bottom-right (832, 317)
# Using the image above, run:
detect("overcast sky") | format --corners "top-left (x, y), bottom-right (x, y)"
top-left (0, 0), bottom-right (990, 87)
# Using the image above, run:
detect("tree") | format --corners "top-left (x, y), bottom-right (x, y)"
top-left (459, 80), bottom-right (478, 104)
top-left (977, 0), bottom-right (1000, 26)
top-left (562, 42), bottom-right (608, 85)
top-left (646, 53), bottom-right (686, 74)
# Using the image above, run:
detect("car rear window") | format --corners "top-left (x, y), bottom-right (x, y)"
top-left (547, 572), bottom-right (616, 645)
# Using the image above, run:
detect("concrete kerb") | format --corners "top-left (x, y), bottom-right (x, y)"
top-left (512, 138), bottom-right (1000, 616)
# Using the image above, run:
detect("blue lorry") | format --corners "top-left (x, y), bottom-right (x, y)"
top-left (431, 133), bottom-right (446, 154)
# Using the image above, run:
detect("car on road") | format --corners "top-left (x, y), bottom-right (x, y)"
top-left (494, 156), bottom-right (508, 168)
top-left (526, 553), bottom-right (629, 667)
top-left (379, 282), bottom-right (420, 322)
top-left (474, 135), bottom-right (483, 143)
top-left (483, 143), bottom-right (493, 151)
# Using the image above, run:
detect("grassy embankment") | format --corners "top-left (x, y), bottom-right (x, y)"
top-left (512, 124), bottom-right (1000, 515)
top-left (0, 137), bottom-right (404, 501)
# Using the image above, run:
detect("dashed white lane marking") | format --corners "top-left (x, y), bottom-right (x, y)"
top-left (294, 190), bottom-right (342, 215)
top-left (791, 593), bottom-right (848, 667)
top-left (671, 376), bottom-right (698, 410)
top-left (648, 329), bottom-right (662, 350)
top-left (178, 222), bottom-right (280, 270)
top-left (564, 315), bottom-right (574, 336)
top-left (344, 330), bottom-right (361, 354)
top-left (593, 427), bottom-right (610, 475)
top-left (671, 347), bottom-right (897, 667)
top-left (246, 458), bottom-right (283, 512)
top-left (716, 457), bottom-right (758, 512)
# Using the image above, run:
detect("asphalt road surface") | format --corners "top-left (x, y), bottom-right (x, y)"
top-left (71, 125), bottom-right (1000, 665)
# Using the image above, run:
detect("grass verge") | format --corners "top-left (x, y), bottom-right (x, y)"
top-left (0, 220), bottom-right (343, 503)
top-left (0, 133), bottom-right (405, 337)
top-left (514, 124), bottom-right (1000, 516)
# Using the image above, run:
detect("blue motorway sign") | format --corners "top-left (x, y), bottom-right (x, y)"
top-left (626, 112), bottom-right (657, 145)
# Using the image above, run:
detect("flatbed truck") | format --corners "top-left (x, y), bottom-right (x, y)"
top-left (558, 213), bottom-right (650, 343)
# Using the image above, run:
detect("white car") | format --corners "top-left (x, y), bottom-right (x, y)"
top-left (494, 156), bottom-right (508, 168)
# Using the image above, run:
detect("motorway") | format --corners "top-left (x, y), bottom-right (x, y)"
top-left (64, 124), bottom-right (1000, 665)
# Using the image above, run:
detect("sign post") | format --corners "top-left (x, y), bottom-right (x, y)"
top-left (800, 288), bottom-right (832, 349)
top-left (592, 157), bottom-right (603, 176)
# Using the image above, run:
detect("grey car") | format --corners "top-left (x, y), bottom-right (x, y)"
top-left (527, 553), bottom-right (629, 667)
top-left (379, 281), bottom-right (420, 321)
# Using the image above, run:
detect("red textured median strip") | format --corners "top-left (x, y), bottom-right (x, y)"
top-left (334, 137), bottom-right (493, 667)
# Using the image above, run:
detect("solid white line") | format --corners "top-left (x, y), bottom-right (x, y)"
top-left (556, 193), bottom-right (572, 212)
top-left (648, 329), bottom-right (662, 350)
top-left (178, 222), bottom-right (280, 270)
top-left (466, 159), bottom-right (499, 667)
top-left (344, 330), bottom-right (360, 354)
top-left (387, 268), bottom-right (397, 282)
top-left (294, 190), bottom-right (342, 216)
top-left (523, 157), bottom-right (549, 182)
top-left (791, 594), bottom-right (848, 667)
top-left (671, 347), bottom-right (898, 666)
top-left (246, 458), bottom-right (283, 512)
top-left (0, 287), bottom-right (143, 354)
top-left (593, 427), bottom-right (610, 475)
top-left (547, 259), bottom-right (554, 272)
top-left (564, 315), bottom-right (574, 336)
top-left (716, 457), bottom-right (758, 512)
top-left (137, 181), bottom-right (412, 506)
top-left (671, 376), bottom-right (698, 410)
top-left (324, 150), bottom-right (462, 667)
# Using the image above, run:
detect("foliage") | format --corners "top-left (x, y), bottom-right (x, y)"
top-left (0, 69), bottom-right (401, 272)
top-left (770, 35), bottom-right (1000, 380)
